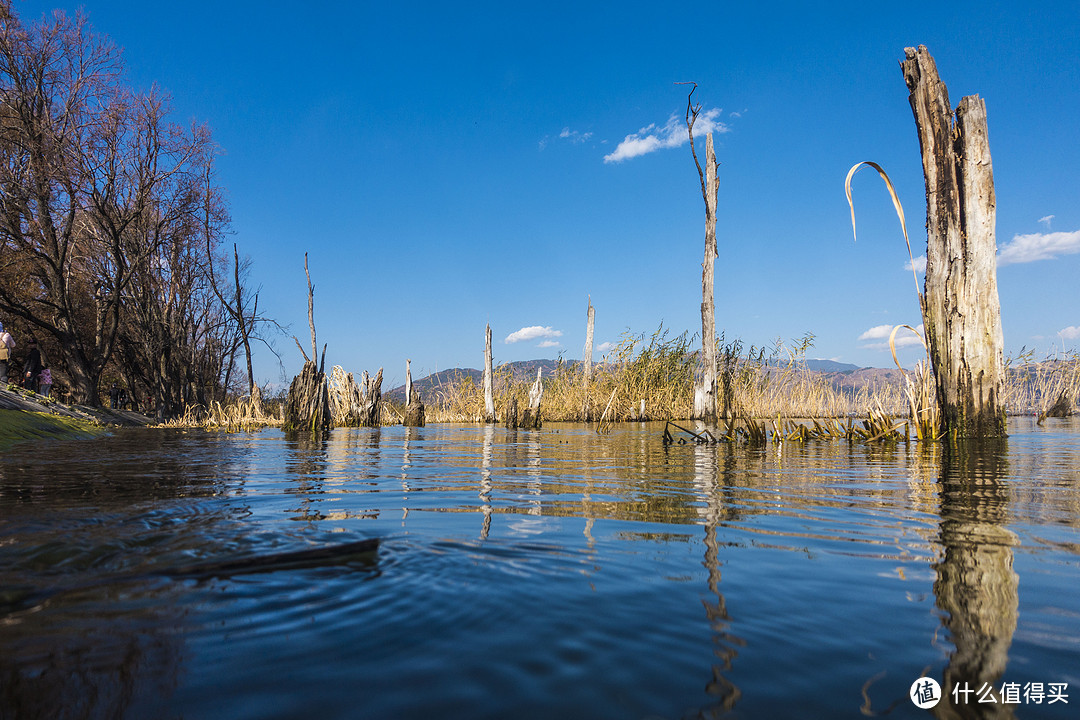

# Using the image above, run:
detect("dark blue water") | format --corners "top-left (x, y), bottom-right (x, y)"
top-left (1, 419), bottom-right (1077, 719)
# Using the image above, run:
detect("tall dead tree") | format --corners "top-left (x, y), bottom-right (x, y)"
top-left (684, 83), bottom-right (719, 422)
top-left (582, 297), bottom-right (595, 421)
top-left (482, 324), bottom-right (495, 422)
top-left (283, 253), bottom-right (329, 433)
top-left (902, 46), bottom-right (1007, 438)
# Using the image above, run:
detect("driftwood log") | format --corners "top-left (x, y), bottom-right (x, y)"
top-left (283, 360), bottom-right (330, 433)
top-left (902, 45), bottom-right (1007, 438)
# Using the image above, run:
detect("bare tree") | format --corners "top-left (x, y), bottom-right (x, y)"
top-left (0, 5), bottom-right (210, 404)
top-left (682, 82), bottom-right (720, 422)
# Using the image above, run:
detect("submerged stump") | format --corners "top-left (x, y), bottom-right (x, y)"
top-left (902, 45), bottom-right (1007, 439)
top-left (283, 360), bottom-right (330, 433)
top-left (404, 390), bottom-right (425, 427)
top-left (520, 368), bottom-right (543, 430)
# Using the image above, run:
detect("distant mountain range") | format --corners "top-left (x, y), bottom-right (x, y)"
top-left (385, 358), bottom-right (897, 403)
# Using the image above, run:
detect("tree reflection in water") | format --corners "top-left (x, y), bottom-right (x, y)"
top-left (694, 440), bottom-right (746, 715)
top-left (933, 440), bottom-right (1018, 720)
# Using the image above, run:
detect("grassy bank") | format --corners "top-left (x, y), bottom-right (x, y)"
top-left (0, 408), bottom-right (104, 451)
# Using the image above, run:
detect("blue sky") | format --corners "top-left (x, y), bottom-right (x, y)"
top-left (16, 0), bottom-right (1080, 389)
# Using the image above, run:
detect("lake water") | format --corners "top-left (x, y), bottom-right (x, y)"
top-left (1, 418), bottom-right (1078, 719)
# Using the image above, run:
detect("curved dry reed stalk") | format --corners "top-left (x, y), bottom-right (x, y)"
top-left (845, 161), bottom-right (922, 303)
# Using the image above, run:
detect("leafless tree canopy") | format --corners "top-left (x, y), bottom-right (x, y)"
top-left (0, 2), bottom-right (272, 413)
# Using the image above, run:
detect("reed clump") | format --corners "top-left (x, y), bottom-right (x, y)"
top-left (1002, 349), bottom-right (1079, 419)
top-left (427, 326), bottom-right (911, 424)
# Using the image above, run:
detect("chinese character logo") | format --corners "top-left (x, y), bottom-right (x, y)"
top-left (911, 677), bottom-right (942, 709)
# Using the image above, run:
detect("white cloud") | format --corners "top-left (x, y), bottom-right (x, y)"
top-left (505, 326), bottom-right (563, 344)
top-left (1039, 215), bottom-right (1055, 229)
top-left (603, 108), bottom-right (729, 163)
top-left (858, 323), bottom-right (925, 350)
top-left (1059, 326), bottom-right (1080, 341)
top-left (858, 324), bottom-right (894, 341)
top-left (559, 127), bottom-right (592, 144)
top-left (905, 256), bottom-right (927, 273)
top-left (537, 339), bottom-right (561, 348)
top-left (596, 341), bottom-right (616, 354)
top-left (997, 230), bottom-right (1080, 267)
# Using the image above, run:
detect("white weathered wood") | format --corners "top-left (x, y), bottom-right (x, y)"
top-left (902, 45), bottom-right (1006, 438)
top-left (692, 134), bottom-right (719, 422)
top-left (483, 324), bottom-right (495, 422)
top-left (583, 297), bottom-right (595, 421)
top-left (405, 359), bottom-right (412, 407)
top-left (584, 297), bottom-right (595, 382)
top-left (521, 367), bottom-right (543, 429)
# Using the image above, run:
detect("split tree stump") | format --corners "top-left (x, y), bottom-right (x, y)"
top-left (902, 45), bottom-right (1007, 438)
top-left (283, 360), bottom-right (330, 433)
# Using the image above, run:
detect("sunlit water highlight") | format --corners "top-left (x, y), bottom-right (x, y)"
top-left (1, 418), bottom-right (1078, 719)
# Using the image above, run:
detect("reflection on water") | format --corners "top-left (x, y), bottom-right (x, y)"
top-left (934, 441), bottom-right (1018, 719)
top-left (1, 420), bottom-right (1078, 718)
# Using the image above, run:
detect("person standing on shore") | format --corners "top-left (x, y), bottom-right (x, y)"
top-left (0, 322), bottom-right (14, 385)
top-left (38, 367), bottom-right (53, 398)
top-left (22, 337), bottom-right (42, 392)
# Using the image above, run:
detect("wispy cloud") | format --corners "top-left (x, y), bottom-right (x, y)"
top-left (905, 256), bottom-right (927, 273)
top-left (539, 126), bottom-right (593, 150)
top-left (559, 127), bottom-right (592, 144)
top-left (1039, 215), bottom-right (1055, 229)
top-left (537, 339), bottom-right (561, 348)
top-left (997, 230), bottom-right (1080, 267)
top-left (505, 326), bottom-right (563, 344)
top-left (1059, 326), bottom-right (1080, 341)
top-left (858, 323), bottom-right (925, 351)
top-left (603, 108), bottom-right (729, 164)
top-left (595, 341), bottom-right (615, 354)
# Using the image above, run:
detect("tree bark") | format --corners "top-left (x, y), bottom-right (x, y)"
top-left (358, 368), bottom-right (383, 427)
top-left (583, 297), bottom-right (595, 421)
top-left (282, 360), bottom-right (330, 433)
top-left (521, 367), bottom-right (543, 429)
top-left (482, 324), bottom-right (495, 422)
top-left (902, 45), bottom-right (1007, 438)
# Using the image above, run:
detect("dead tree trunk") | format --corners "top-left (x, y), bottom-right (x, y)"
top-left (404, 389), bottom-right (425, 427)
top-left (282, 360), bottom-right (330, 433)
top-left (358, 368), bottom-right (383, 427)
top-left (482, 324), bottom-right (495, 422)
top-left (583, 297), bottom-right (595, 421)
top-left (403, 359), bottom-right (424, 426)
top-left (520, 367), bottom-right (544, 429)
top-left (902, 45), bottom-right (1007, 439)
top-left (685, 84), bottom-right (719, 423)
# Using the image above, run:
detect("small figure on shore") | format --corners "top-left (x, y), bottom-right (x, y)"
top-left (22, 337), bottom-right (42, 392)
top-left (38, 367), bottom-right (53, 398)
top-left (0, 322), bottom-right (14, 385)
top-left (110, 383), bottom-right (119, 409)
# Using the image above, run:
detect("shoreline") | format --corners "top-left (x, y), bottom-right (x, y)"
top-left (0, 386), bottom-right (154, 451)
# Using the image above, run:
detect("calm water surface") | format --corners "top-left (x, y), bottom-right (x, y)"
top-left (1, 418), bottom-right (1078, 719)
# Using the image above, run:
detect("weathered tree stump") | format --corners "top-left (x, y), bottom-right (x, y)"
top-left (504, 396), bottom-right (519, 429)
top-left (358, 368), bottom-right (383, 427)
top-left (282, 360), bottom-right (330, 433)
top-left (902, 45), bottom-right (1007, 439)
top-left (404, 391), bottom-right (425, 426)
top-left (520, 368), bottom-right (543, 429)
